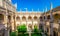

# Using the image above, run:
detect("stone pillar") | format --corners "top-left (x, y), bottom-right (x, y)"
top-left (4, 13), bottom-right (10, 36)
top-left (4, 14), bottom-right (7, 27)
top-left (14, 15), bottom-right (17, 31)
top-left (26, 17), bottom-right (28, 31)
top-left (11, 15), bottom-right (14, 31)
top-left (58, 20), bottom-right (60, 36)
top-left (58, 33), bottom-right (60, 36)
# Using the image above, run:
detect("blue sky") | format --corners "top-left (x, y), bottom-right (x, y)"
top-left (11, 0), bottom-right (60, 12)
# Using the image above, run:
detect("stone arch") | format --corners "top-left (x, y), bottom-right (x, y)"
top-left (53, 28), bottom-right (58, 36)
top-left (0, 14), bottom-right (4, 23)
top-left (47, 15), bottom-right (50, 19)
top-left (54, 14), bottom-right (60, 22)
top-left (39, 16), bottom-right (43, 21)
top-left (44, 16), bottom-right (45, 19)
top-left (28, 24), bottom-right (32, 30)
top-left (34, 24), bottom-right (38, 29)
top-left (54, 13), bottom-right (60, 19)
top-left (22, 16), bottom-right (26, 21)
top-left (39, 16), bottom-right (42, 19)
top-left (34, 16), bottom-right (38, 20)
top-left (8, 15), bottom-right (11, 22)
top-left (8, 15), bottom-right (12, 32)
top-left (16, 16), bottom-right (20, 21)
top-left (0, 24), bottom-right (5, 36)
top-left (28, 16), bottom-right (32, 20)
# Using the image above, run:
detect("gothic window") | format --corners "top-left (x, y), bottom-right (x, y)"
top-left (55, 14), bottom-right (58, 16)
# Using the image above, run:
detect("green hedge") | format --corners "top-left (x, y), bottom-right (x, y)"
top-left (31, 33), bottom-right (42, 36)
top-left (17, 24), bottom-right (27, 33)
top-left (10, 32), bottom-right (17, 36)
top-left (18, 33), bottom-right (29, 36)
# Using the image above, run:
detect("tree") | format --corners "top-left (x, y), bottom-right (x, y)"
top-left (17, 24), bottom-right (27, 34)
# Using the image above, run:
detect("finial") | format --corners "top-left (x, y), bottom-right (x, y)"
top-left (50, 2), bottom-right (53, 10)
top-left (9, 0), bottom-right (11, 2)
top-left (45, 7), bottom-right (47, 12)
top-left (24, 8), bottom-right (28, 12)
top-left (44, 7), bottom-right (47, 15)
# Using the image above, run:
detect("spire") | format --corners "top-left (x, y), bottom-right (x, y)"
top-left (45, 7), bottom-right (47, 21)
top-left (45, 7), bottom-right (47, 15)
top-left (50, 2), bottom-right (53, 10)
top-left (9, 0), bottom-right (11, 2)
top-left (50, 2), bottom-right (53, 19)
top-left (45, 7), bottom-right (47, 12)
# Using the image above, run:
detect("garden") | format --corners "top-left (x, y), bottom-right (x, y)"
top-left (10, 24), bottom-right (47, 36)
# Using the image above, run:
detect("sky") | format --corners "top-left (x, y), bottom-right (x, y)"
top-left (11, 0), bottom-right (60, 12)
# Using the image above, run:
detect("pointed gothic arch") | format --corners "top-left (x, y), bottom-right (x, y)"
top-left (16, 16), bottom-right (20, 21)
top-left (0, 14), bottom-right (4, 23)
top-left (22, 16), bottom-right (26, 21)
top-left (28, 16), bottom-right (32, 20)
top-left (34, 16), bottom-right (38, 20)
top-left (47, 15), bottom-right (50, 19)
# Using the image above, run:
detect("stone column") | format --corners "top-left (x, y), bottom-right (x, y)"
top-left (29, 28), bottom-right (31, 36)
top-left (58, 20), bottom-right (60, 36)
top-left (11, 15), bottom-right (14, 31)
top-left (26, 16), bottom-right (28, 31)
top-left (4, 12), bottom-right (10, 36)
top-left (14, 15), bottom-right (16, 31)
top-left (49, 12), bottom-right (54, 36)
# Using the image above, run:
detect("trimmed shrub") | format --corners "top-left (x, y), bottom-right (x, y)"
top-left (10, 32), bottom-right (16, 36)
top-left (33, 25), bottom-right (39, 33)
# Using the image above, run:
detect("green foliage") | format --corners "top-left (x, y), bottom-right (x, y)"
top-left (18, 33), bottom-right (29, 36)
top-left (33, 25), bottom-right (39, 32)
top-left (17, 24), bottom-right (27, 33)
top-left (31, 33), bottom-right (42, 36)
top-left (39, 29), bottom-right (43, 32)
top-left (10, 32), bottom-right (16, 36)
